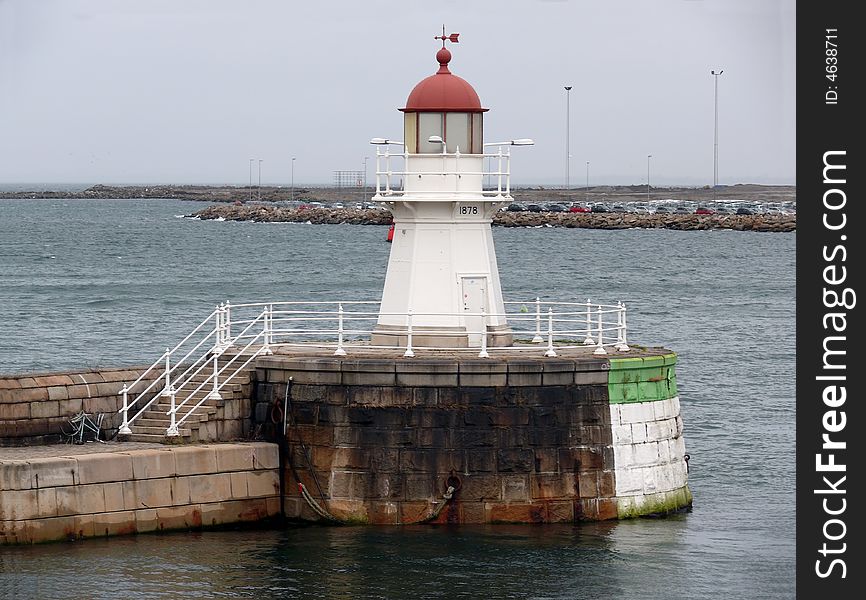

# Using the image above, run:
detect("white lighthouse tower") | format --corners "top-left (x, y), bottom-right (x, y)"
top-left (371, 30), bottom-right (532, 350)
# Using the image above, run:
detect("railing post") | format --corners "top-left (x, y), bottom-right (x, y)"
top-left (335, 302), bottom-right (347, 356)
top-left (594, 305), bottom-right (608, 355)
top-left (118, 384), bottom-right (132, 435)
top-left (544, 307), bottom-right (557, 357)
top-left (385, 150), bottom-right (392, 195)
top-left (531, 297), bottom-right (543, 343)
top-left (478, 308), bottom-right (490, 358)
top-left (224, 300), bottom-right (232, 348)
top-left (160, 347), bottom-right (172, 396)
top-left (454, 147), bottom-right (461, 190)
top-left (617, 302), bottom-right (630, 352)
top-left (166, 386), bottom-right (179, 436)
top-left (261, 304), bottom-right (273, 355)
top-left (375, 152), bottom-right (382, 196)
top-left (505, 148), bottom-right (511, 196)
top-left (207, 349), bottom-right (223, 400)
top-left (404, 309), bottom-right (415, 358)
top-left (496, 148), bottom-right (503, 196)
top-left (583, 298), bottom-right (595, 345)
top-left (213, 303), bottom-right (223, 351)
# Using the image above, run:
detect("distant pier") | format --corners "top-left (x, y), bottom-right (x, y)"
top-left (188, 204), bottom-right (795, 232)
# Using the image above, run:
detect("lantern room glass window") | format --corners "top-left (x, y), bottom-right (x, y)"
top-left (406, 111), bottom-right (484, 153)
top-left (418, 113), bottom-right (444, 153)
top-left (445, 113), bottom-right (470, 153)
top-left (471, 113), bottom-right (483, 154)
top-left (404, 113), bottom-right (417, 154)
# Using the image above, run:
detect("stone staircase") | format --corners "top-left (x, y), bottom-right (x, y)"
top-left (120, 360), bottom-right (255, 443)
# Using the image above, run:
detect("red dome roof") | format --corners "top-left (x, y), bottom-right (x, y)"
top-left (401, 47), bottom-right (487, 113)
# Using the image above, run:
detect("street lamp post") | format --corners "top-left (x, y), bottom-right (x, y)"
top-left (257, 159), bottom-right (262, 202)
top-left (248, 158), bottom-right (253, 202)
top-left (711, 69), bottom-right (724, 196)
top-left (291, 157), bottom-right (296, 203)
top-left (646, 154), bottom-right (652, 202)
top-left (564, 86), bottom-right (572, 200)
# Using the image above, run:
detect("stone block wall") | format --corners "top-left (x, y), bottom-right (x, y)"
top-left (607, 354), bottom-right (691, 517)
top-left (255, 354), bottom-right (624, 523)
top-left (0, 442), bottom-right (280, 544)
top-left (0, 366), bottom-right (254, 445)
top-left (0, 368), bottom-right (157, 445)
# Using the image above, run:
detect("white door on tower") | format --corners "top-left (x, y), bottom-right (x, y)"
top-left (461, 276), bottom-right (488, 346)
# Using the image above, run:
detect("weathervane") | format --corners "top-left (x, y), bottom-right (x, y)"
top-left (435, 25), bottom-right (459, 47)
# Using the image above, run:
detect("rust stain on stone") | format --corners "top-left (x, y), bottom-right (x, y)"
top-left (115, 523), bottom-right (137, 536)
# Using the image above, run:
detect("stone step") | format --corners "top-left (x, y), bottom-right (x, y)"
top-left (135, 414), bottom-right (210, 426)
top-left (174, 379), bottom-right (245, 392)
top-left (124, 432), bottom-right (190, 443)
top-left (134, 417), bottom-right (179, 428)
top-left (146, 404), bottom-right (217, 418)
top-left (141, 411), bottom-right (210, 425)
top-left (130, 425), bottom-right (192, 437)
top-left (141, 398), bottom-right (221, 413)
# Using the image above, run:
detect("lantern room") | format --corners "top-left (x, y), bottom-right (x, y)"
top-left (400, 42), bottom-right (487, 154)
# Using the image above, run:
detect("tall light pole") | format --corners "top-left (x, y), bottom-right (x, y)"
top-left (564, 86), bottom-right (572, 199)
top-left (248, 158), bottom-right (253, 202)
top-left (711, 69), bottom-right (723, 194)
top-left (646, 154), bottom-right (652, 202)
top-left (257, 159), bottom-right (263, 202)
top-left (291, 157), bottom-right (296, 203)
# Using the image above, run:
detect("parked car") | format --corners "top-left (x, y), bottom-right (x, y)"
top-left (634, 206), bottom-right (650, 214)
top-left (736, 206), bottom-right (756, 215)
top-left (715, 206), bottom-right (733, 214)
top-left (569, 204), bottom-right (590, 213)
top-left (506, 203), bottom-right (526, 212)
top-left (694, 206), bottom-right (715, 215)
top-left (591, 204), bottom-right (608, 213)
top-left (611, 204), bottom-right (626, 213)
top-left (547, 203), bottom-right (566, 212)
top-left (654, 205), bottom-right (670, 214)
top-left (674, 207), bottom-right (691, 214)
top-left (526, 204), bottom-right (543, 213)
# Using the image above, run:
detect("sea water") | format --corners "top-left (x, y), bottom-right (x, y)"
top-left (0, 199), bottom-right (795, 599)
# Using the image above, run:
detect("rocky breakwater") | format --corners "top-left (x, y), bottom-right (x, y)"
top-left (494, 211), bottom-right (795, 232)
top-left (192, 204), bottom-right (393, 225)
top-left (190, 204), bottom-right (795, 232)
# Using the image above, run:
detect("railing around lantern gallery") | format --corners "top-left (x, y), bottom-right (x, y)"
top-left (371, 147), bottom-right (515, 199)
top-left (116, 299), bottom-right (631, 436)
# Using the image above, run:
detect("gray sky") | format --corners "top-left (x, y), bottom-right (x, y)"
top-left (0, 0), bottom-right (795, 187)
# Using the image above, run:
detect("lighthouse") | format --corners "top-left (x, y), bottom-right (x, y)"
top-left (371, 30), bottom-right (532, 350)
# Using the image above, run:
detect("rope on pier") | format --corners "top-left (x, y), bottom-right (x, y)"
top-left (418, 485), bottom-right (456, 523)
top-left (298, 482), bottom-right (344, 523)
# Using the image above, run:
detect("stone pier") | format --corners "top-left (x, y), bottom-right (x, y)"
top-left (0, 442), bottom-right (280, 544)
top-left (252, 347), bottom-right (691, 524)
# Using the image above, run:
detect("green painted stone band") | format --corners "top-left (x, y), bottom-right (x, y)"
top-left (607, 353), bottom-right (678, 404)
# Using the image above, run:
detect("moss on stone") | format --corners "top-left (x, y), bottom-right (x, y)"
top-left (616, 485), bottom-right (693, 519)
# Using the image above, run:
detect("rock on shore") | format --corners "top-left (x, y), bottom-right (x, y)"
top-left (189, 204), bottom-right (795, 232)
